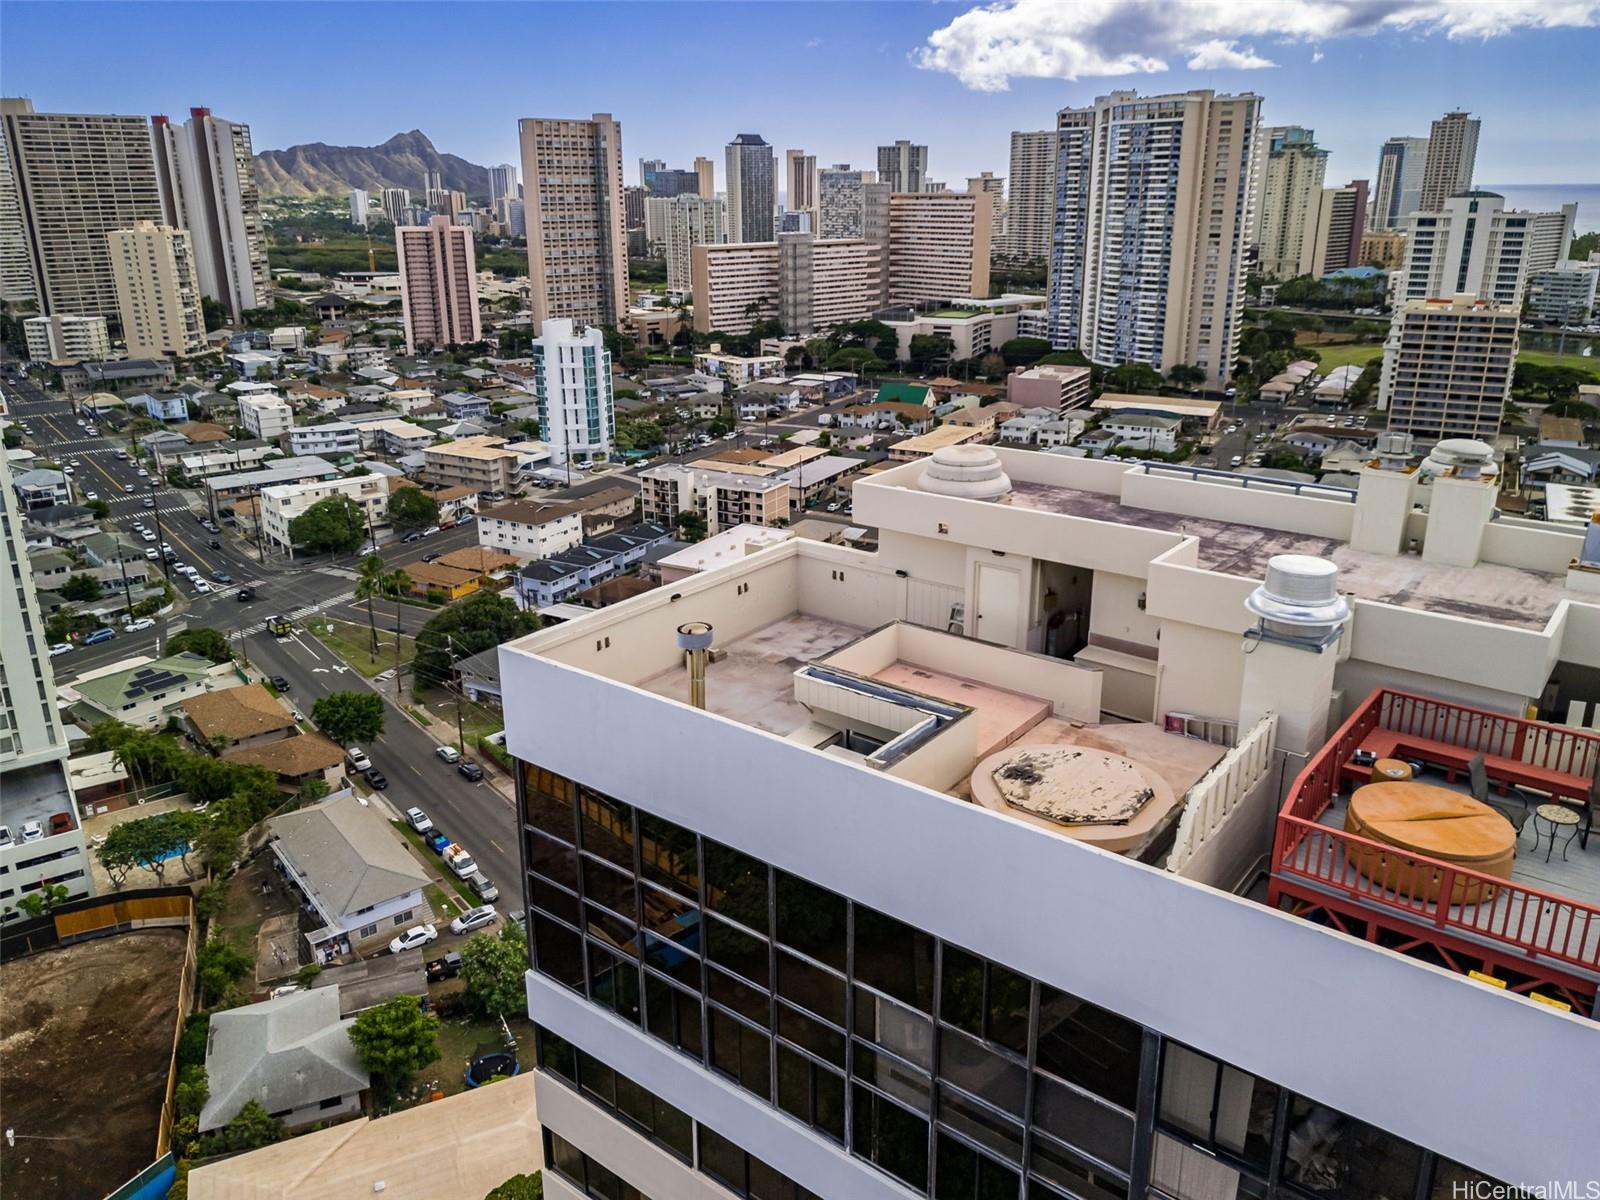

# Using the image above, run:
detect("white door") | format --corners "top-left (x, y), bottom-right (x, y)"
top-left (975, 564), bottom-right (1021, 647)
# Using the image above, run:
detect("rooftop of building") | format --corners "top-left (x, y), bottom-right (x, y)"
top-left (425, 436), bottom-right (518, 460)
top-left (267, 792), bottom-right (429, 917)
top-left (0, 759), bottom-right (77, 839)
top-left (183, 682), bottom-right (296, 742)
top-left (73, 652), bottom-right (219, 715)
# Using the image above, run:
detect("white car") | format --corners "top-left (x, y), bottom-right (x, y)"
top-left (48, 642), bottom-right (72, 657)
top-left (141, 530), bottom-right (156, 542)
top-left (450, 906), bottom-right (498, 935)
top-left (136, 468), bottom-right (149, 478)
top-left (435, 746), bottom-right (461, 764)
top-left (124, 484), bottom-right (136, 493)
top-left (193, 580), bottom-right (212, 593)
top-left (388, 924), bottom-right (438, 954)
top-left (145, 548), bottom-right (159, 559)
top-left (124, 617), bottom-right (156, 633)
top-left (406, 807), bottom-right (434, 833)
top-left (84, 491), bottom-right (98, 501)
top-left (346, 746), bottom-right (372, 772)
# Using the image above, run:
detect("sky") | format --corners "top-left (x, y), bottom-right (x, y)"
top-left (2, 0), bottom-right (1598, 191)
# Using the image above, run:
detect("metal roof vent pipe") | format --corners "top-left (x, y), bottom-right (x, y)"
top-left (677, 621), bottom-right (715, 710)
top-left (1244, 555), bottom-right (1350, 653)
top-left (1239, 554), bottom-right (1352, 756)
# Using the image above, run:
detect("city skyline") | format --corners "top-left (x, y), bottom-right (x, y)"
top-left (2, 1), bottom-right (1597, 193)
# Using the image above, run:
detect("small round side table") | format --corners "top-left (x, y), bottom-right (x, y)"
top-left (1371, 758), bottom-right (1413, 784)
top-left (1531, 804), bottom-right (1581, 863)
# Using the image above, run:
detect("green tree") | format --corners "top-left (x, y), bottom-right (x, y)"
top-left (201, 297), bottom-right (229, 332)
top-left (201, 1100), bottom-right (286, 1154)
top-left (15, 882), bottom-right (71, 918)
top-left (60, 573), bottom-right (103, 602)
top-left (459, 928), bottom-right (530, 1016)
top-left (97, 809), bottom-right (199, 886)
top-left (2, 424), bottom-right (22, 449)
top-left (167, 627), bottom-right (232, 663)
top-left (413, 591), bottom-right (538, 694)
top-left (354, 553), bottom-right (397, 661)
top-left (907, 333), bottom-right (954, 372)
top-left (312, 690), bottom-right (386, 745)
top-left (1166, 364), bottom-right (1207, 391)
top-left (174, 1064), bottom-right (209, 1119)
top-left (349, 997), bottom-right (440, 1096)
top-left (86, 499), bottom-right (111, 519)
top-left (674, 509), bottom-right (708, 544)
top-left (287, 495), bottom-right (365, 557)
top-left (1105, 362), bottom-right (1165, 395)
top-left (485, 1174), bottom-right (545, 1200)
top-left (387, 487), bottom-right (441, 534)
top-left (197, 938), bottom-right (253, 1006)
top-left (999, 337), bottom-right (1052, 366)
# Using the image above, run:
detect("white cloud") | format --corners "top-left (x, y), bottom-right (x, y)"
top-left (804, 36), bottom-right (823, 50)
top-left (1185, 39), bottom-right (1276, 70)
top-left (1311, 49), bottom-right (1325, 62)
top-left (915, 0), bottom-right (1599, 91)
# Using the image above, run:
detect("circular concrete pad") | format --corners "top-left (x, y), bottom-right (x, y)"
top-left (970, 745), bottom-right (1176, 853)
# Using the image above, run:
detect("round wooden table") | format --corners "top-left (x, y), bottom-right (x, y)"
top-left (1344, 781), bottom-right (1517, 905)
top-left (1371, 758), bottom-right (1413, 784)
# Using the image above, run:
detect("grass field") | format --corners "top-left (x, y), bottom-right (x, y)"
top-left (1293, 339), bottom-right (1600, 379)
top-left (311, 617), bottom-right (416, 678)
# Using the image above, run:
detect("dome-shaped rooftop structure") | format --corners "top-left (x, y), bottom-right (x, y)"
top-left (919, 444), bottom-right (1012, 502)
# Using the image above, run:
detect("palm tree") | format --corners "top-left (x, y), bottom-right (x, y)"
top-left (385, 568), bottom-right (411, 696)
top-left (354, 554), bottom-right (389, 662)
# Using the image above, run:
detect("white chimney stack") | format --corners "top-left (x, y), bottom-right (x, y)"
top-left (1238, 555), bottom-right (1352, 756)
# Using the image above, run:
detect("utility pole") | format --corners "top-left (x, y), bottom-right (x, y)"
top-left (118, 551), bottom-right (133, 621)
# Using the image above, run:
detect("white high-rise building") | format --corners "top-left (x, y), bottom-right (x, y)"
top-left (725, 134), bottom-right (775, 244)
top-left (1418, 111), bottom-right (1480, 213)
top-left (663, 195), bottom-right (728, 296)
top-left (1372, 136), bottom-right (1429, 231)
top-left (886, 192), bottom-right (993, 305)
top-left (0, 114), bottom-right (32, 303)
top-left (396, 216), bottom-right (482, 353)
top-left (1, 97), bottom-right (163, 320)
top-left (23, 314), bottom-right (111, 363)
top-left (109, 221), bottom-right (207, 359)
top-left (819, 166), bottom-right (868, 239)
top-left (1396, 191), bottom-right (1577, 308)
top-left (1049, 89), bottom-right (1261, 389)
top-left (966, 172), bottom-right (1005, 241)
top-left (784, 150), bottom-right (818, 232)
top-left (381, 187), bottom-right (411, 225)
top-left (150, 107), bottom-right (270, 324)
top-left (349, 188), bottom-right (369, 227)
top-left (1256, 127), bottom-right (1329, 280)
top-left (691, 236), bottom-right (881, 336)
top-left (0, 453), bottom-right (93, 920)
top-left (489, 163), bottom-right (519, 208)
top-left (1000, 130), bottom-right (1056, 261)
top-left (532, 318), bottom-right (614, 465)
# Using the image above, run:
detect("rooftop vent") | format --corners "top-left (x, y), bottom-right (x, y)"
top-left (919, 445), bottom-right (1012, 502)
top-left (1581, 516), bottom-right (1600, 570)
top-left (1372, 430), bottom-right (1415, 471)
top-left (1245, 554), bottom-right (1350, 650)
top-left (1423, 438), bottom-right (1497, 480)
top-left (677, 621), bottom-right (714, 710)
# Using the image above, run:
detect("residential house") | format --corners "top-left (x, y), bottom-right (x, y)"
top-left (12, 469), bottom-right (71, 509)
top-left (130, 391), bottom-right (191, 422)
top-left (1101, 414), bottom-right (1182, 453)
top-left (183, 683), bottom-right (297, 751)
top-left (287, 422), bottom-right (361, 460)
top-left (266, 791), bottom-right (433, 959)
top-left (514, 523), bottom-right (673, 610)
top-left (165, 441), bottom-right (280, 482)
top-left (199, 989), bottom-right (367, 1133)
top-left (441, 392), bottom-right (492, 421)
top-left (223, 733), bottom-right (347, 793)
top-left (455, 646), bottom-right (504, 706)
top-left (886, 425), bottom-right (986, 460)
top-left (58, 358), bottom-right (175, 393)
top-left (432, 485), bottom-right (479, 524)
top-left (240, 394), bottom-right (294, 441)
top-left (1035, 416), bottom-right (1089, 449)
top-left (477, 499), bottom-right (583, 560)
top-left (385, 389), bottom-right (438, 416)
top-left (693, 350), bottom-right (782, 388)
top-left (403, 561), bottom-right (485, 600)
top-left (170, 421), bottom-right (231, 444)
top-left (999, 409), bottom-right (1058, 445)
top-left (66, 653), bottom-right (230, 729)
top-left (361, 420), bottom-right (435, 457)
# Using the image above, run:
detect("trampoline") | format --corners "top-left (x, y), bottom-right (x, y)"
top-left (465, 1048), bottom-right (521, 1087)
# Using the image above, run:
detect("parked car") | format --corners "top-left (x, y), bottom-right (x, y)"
top-left (421, 525), bottom-right (440, 537)
top-left (457, 761), bottom-right (484, 782)
top-left (84, 627), bottom-right (116, 645)
top-left (124, 617), bottom-right (156, 633)
top-left (425, 951), bottom-right (462, 982)
top-left (145, 548), bottom-right (160, 560)
top-left (48, 642), bottom-right (73, 656)
top-left (193, 580), bottom-right (212, 593)
top-left (421, 552), bottom-right (442, 563)
top-left (269, 675), bottom-right (290, 691)
top-left (443, 844), bottom-right (477, 878)
top-left (346, 746), bottom-right (372, 772)
top-left (424, 830), bottom-right (451, 854)
top-left (388, 923), bottom-right (438, 955)
top-left (406, 807), bottom-right (434, 833)
top-left (363, 767), bottom-right (388, 790)
top-left (467, 873), bottom-right (500, 904)
top-left (19, 820), bottom-right (43, 842)
top-left (435, 745), bottom-right (461, 764)
top-left (212, 571), bottom-right (231, 583)
top-left (450, 905), bottom-right (498, 935)
top-left (48, 812), bottom-right (72, 835)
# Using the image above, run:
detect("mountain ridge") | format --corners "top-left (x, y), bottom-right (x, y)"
top-left (254, 130), bottom-right (491, 200)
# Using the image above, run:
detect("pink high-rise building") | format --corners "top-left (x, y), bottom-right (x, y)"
top-left (395, 216), bottom-right (481, 353)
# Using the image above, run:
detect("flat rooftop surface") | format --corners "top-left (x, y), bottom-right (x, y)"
top-left (1008, 480), bottom-right (1578, 629)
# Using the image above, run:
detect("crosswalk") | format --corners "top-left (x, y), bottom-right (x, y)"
top-left (236, 590), bottom-right (356, 637)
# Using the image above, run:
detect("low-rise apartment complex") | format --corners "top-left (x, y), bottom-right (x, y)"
top-left (423, 435), bottom-right (526, 495)
top-left (640, 461), bottom-right (791, 535)
top-left (1379, 295), bottom-right (1519, 441)
top-left (261, 473), bottom-right (390, 555)
top-left (477, 499), bottom-right (584, 561)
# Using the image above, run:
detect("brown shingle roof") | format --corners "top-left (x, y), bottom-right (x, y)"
top-left (222, 732), bottom-right (345, 777)
top-left (404, 561), bottom-right (481, 588)
top-left (434, 547), bottom-right (519, 573)
top-left (173, 422), bottom-right (231, 442)
top-left (478, 499), bottom-right (579, 526)
top-left (184, 684), bottom-right (296, 742)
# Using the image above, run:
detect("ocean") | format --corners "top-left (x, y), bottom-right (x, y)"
top-left (1478, 183), bottom-right (1600, 236)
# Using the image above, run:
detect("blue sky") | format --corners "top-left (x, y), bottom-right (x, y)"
top-left (2, 1), bottom-right (1596, 189)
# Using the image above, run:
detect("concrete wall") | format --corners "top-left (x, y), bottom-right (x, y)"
top-left (502, 643), bottom-right (1600, 1183)
top-left (1154, 621), bottom-right (1248, 727)
top-left (1089, 570), bottom-right (1160, 651)
top-left (1480, 518), bottom-right (1583, 574)
top-left (1121, 470), bottom-right (1356, 540)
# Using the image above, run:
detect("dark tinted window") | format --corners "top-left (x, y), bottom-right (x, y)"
top-left (774, 871), bottom-right (846, 969)
top-left (1032, 1073), bottom-right (1133, 1174)
top-left (522, 765), bottom-right (575, 840)
top-left (639, 811), bottom-right (699, 899)
top-left (852, 1084), bottom-right (930, 1191)
top-left (706, 914), bottom-right (770, 986)
top-left (705, 838), bottom-right (768, 930)
top-left (937, 1132), bottom-right (1022, 1200)
top-left (776, 951), bottom-right (845, 1026)
top-left (854, 904), bottom-right (934, 1012)
top-left (1035, 985), bottom-right (1140, 1111)
top-left (532, 913), bottom-right (583, 991)
top-left (526, 829), bottom-right (579, 891)
top-left (699, 1126), bottom-right (746, 1192)
top-left (645, 971), bottom-right (703, 1062)
top-left (710, 1007), bottom-right (772, 1101)
top-left (535, 1024), bottom-right (576, 1084)
top-left (579, 788), bottom-right (634, 869)
top-left (582, 857), bottom-right (636, 923)
top-left (1282, 1096), bottom-right (1421, 1199)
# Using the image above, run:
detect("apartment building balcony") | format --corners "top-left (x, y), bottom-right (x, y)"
top-left (1270, 687), bottom-right (1600, 1015)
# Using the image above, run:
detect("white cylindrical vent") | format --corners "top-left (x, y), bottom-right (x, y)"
top-left (920, 445), bottom-right (1012, 502)
top-left (1245, 554), bottom-right (1350, 645)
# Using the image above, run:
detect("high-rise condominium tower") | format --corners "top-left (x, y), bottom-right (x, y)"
top-left (1418, 111), bottom-right (1479, 213)
top-left (819, 166), bottom-right (868, 239)
top-left (396, 215), bottom-right (481, 353)
top-left (1048, 89), bottom-right (1260, 389)
top-left (519, 113), bottom-right (628, 330)
top-left (966, 172), bottom-right (1005, 240)
top-left (1256, 127), bottom-right (1328, 280)
top-left (663, 194), bottom-right (728, 295)
top-left (489, 163), bottom-right (519, 208)
top-left (694, 156), bottom-right (715, 199)
top-left (150, 107), bottom-right (270, 324)
top-left (1312, 180), bottom-right (1368, 275)
top-left (886, 191), bottom-right (993, 304)
top-left (1372, 136), bottom-right (1429, 230)
top-left (725, 134), bottom-right (775, 244)
top-left (0, 117), bottom-right (33, 303)
top-left (877, 139), bottom-right (928, 193)
top-left (784, 149), bottom-right (818, 229)
top-left (1, 97), bottom-right (162, 321)
top-left (381, 187), bottom-right (411, 225)
top-left (532, 318), bottom-right (615, 465)
top-left (1001, 130), bottom-right (1056, 260)
top-left (1396, 191), bottom-right (1575, 308)
top-left (108, 221), bottom-right (207, 360)
top-left (1380, 295), bottom-right (1518, 439)
top-left (349, 188), bottom-right (369, 227)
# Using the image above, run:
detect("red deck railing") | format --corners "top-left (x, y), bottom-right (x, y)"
top-left (1273, 688), bottom-right (1600, 983)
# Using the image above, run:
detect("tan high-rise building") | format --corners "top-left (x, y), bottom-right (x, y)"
top-left (1360, 229), bottom-right (1407, 271)
top-left (1418, 111), bottom-right (1479, 213)
top-left (1257, 128), bottom-right (1328, 279)
top-left (694, 156), bottom-right (715, 199)
top-left (885, 191), bottom-right (992, 304)
top-left (1380, 295), bottom-right (1517, 441)
top-left (396, 216), bottom-right (481, 353)
top-left (966, 172), bottom-right (1005, 242)
top-left (518, 113), bottom-right (627, 330)
top-left (108, 221), bottom-right (206, 359)
top-left (784, 149), bottom-right (817, 229)
top-left (1048, 89), bottom-right (1261, 389)
top-left (663, 194), bottom-right (727, 295)
top-left (150, 107), bottom-right (270, 325)
top-left (692, 234), bottom-right (880, 335)
top-left (1001, 130), bottom-right (1055, 261)
top-left (1, 98), bottom-right (163, 321)
top-left (877, 140), bottom-right (928, 193)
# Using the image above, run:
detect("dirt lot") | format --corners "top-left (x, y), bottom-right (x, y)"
top-left (0, 930), bottom-right (189, 1199)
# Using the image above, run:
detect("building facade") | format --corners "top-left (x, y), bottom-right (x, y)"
top-left (1397, 191), bottom-right (1577, 308)
top-left (1527, 264), bottom-right (1599, 325)
top-left (818, 167), bottom-right (869, 240)
top-left (877, 139), bottom-right (928, 193)
top-left (1417, 111), bottom-right (1480, 214)
top-left (261, 473), bottom-right (390, 554)
top-left (22, 313), bottom-right (111, 362)
top-left (1000, 131), bottom-right (1055, 261)
top-left (349, 188), bottom-right (369, 227)
top-left (1379, 295), bottom-right (1518, 440)
top-left (239, 394), bottom-right (293, 441)
top-left (725, 134), bottom-right (775, 245)
top-left (0, 97), bottom-right (164, 321)
top-left (1256, 127), bottom-right (1328, 280)
top-left (396, 216), bottom-right (481, 353)
top-left (108, 221), bottom-right (207, 360)
top-left (1371, 135), bottom-right (1429, 231)
top-left (423, 436), bottom-right (526, 495)
top-left (692, 237), bottom-right (881, 336)
top-left (533, 319), bottom-right (615, 465)
top-left (1048, 89), bottom-right (1260, 390)
top-left (886, 192), bottom-right (993, 305)
top-left (664, 195), bottom-right (728, 296)
top-left (381, 187), bottom-right (411, 225)
top-left (150, 107), bottom-right (270, 324)
top-left (694, 156), bottom-right (715, 200)
top-left (784, 150), bottom-right (818, 230)
top-left (519, 114), bottom-right (628, 330)
top-left (477, 499), bottom-right (585, 561)
top-left (1310, 179), bottom-right (1368, 275)
top-left (490, 163), bottom-right (519, 208)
